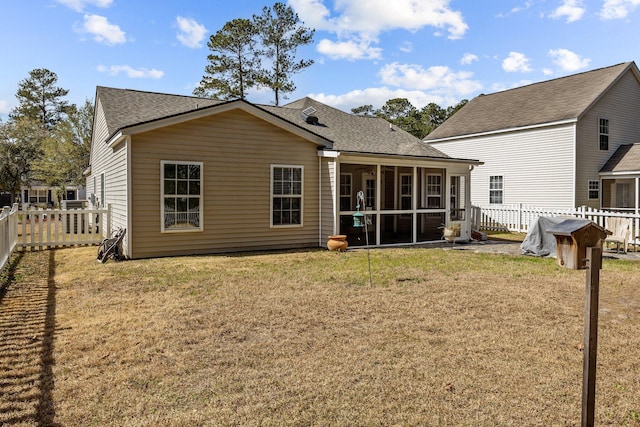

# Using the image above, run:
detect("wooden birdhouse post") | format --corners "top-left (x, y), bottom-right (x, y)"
top-left (547, 219), bottom-right (608, 427)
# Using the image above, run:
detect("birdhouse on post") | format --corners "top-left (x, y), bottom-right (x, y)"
top-left (547, 219), bottom-right (608, 270)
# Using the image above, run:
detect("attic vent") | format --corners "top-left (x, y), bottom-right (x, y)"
top-left (301, 106), bottom-right (319, 125)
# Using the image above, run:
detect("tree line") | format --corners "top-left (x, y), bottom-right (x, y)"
top-left (0, 68), bottom-right (93, 206)
top-left (351, 98), bottom-right (467, 140)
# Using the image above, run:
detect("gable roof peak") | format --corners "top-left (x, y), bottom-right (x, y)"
top-left (426, 61), bottom-right (637, 141)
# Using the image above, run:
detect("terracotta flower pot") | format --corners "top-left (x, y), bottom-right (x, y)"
top-left (327, 235), bottom-right (348, 251)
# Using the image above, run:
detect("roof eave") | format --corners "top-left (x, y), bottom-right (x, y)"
top-left (336, 150), bottom-right (483, 165)
top-left (426, 118), bottom-right (578, 143)
top-left (107, 99), bottom-right (333, 149)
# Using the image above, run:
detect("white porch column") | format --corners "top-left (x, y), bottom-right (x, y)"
top-left (635, 176), bottom-right (640, 215)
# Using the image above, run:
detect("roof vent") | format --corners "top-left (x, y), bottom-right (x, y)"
top-left (301, 106), bottom-right (319, 125)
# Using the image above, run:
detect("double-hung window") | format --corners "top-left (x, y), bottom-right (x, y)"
top-left (339, 173), bottom-right (352, 211)
top-left (489, 176), bottom-right (503, 204)
top-left (588, 180), bottom-right (599, 200)
top-left (599, 118), bottom-right (609, 151)
top-left (271, 165), bottom-right (303, 226)
top-left (426, 174), bottom-right (442, 208)
top-left (161, 161), bottom-right (202, 232)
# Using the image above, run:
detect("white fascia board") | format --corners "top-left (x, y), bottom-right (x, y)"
top-left (318, 150), bottom-right (340, 158)
top-left (427, 118), bottom-right (578, 143)
top-left (106, 131), bottom-right (125, 148)
top-left (337, 152), bottom-right (482, 168)
top-left (599, 171), bottom-right (640, 177)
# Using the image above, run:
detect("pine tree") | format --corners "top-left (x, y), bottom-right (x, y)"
top-left (194, 19), bottom-right (260, 100)
top-left (10, 68), bottom-right (70, 130)
top-left (253, 2), bottom-right (314, 106)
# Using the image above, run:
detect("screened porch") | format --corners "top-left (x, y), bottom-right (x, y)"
top-left (336, 163), bottom-right (468, 247)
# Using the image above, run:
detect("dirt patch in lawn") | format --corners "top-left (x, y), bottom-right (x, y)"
top-left (1, 247), bottom-right (639, 426)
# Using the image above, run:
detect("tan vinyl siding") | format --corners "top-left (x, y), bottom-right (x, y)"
top-left (575, 70), bottom-right (640, 207)
top-left (433, 124), bottom-right (576, 210)
top-left (129, 109), bottom-right (321, 258)
top-left (320, 157), bottom-right (337, 241)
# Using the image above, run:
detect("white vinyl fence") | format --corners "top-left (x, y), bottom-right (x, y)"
top-left (0, 203), bottom-right (19, 271)
top-left (17, 204), bottom-right (110, 251)
top-left (472, 203), bottom-right (640, 243)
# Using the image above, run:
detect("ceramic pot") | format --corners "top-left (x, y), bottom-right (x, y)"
top-left (327, 235), bottom-right (348, 251)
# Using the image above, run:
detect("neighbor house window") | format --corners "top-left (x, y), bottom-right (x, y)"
top-left (427, 174), bottom-right (442, 208)
top-left (489, 176), bottom-right (503, 204)
top-left (588, 180), bottom-right (599, 200)
top-left (271, 165), bottom-right (303, 226)
top-left (161, 161), bottom-right (202, 232)
top-left (339, 173), bottom-right (352, 211)
top-left (400, 174), bottom-right (412, 210)
top-left (599, 118), bottom-right (609, 151)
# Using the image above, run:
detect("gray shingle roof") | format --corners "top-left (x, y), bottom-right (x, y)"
top-left (96, 87), bottom-right (461, 160)
top-left (261, 97), bottom-right (451, 158)
top-left (425, 62), bottom-right (635, 141)
top-left (96, 86), bottom-right (223, 138)
top-left (600, 143), bottom-right (640, 173)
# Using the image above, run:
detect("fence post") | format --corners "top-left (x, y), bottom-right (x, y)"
top-left (518, 203), bottom-right (523, 233)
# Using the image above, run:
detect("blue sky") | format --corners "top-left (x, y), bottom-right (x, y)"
top-left (1, 0), bottom-right (640, 120)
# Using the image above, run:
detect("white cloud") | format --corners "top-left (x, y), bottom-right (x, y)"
top-left (502, 52), bottom-right (533, 72)
top-left (78, 14), bottom-right (126, 45)
top-left (56, 0), bottom-right (112, 12)
top-left (97, 65), bottom-right (164, 79)
top-left (379, 62), bottom-right (482, 96)
top-left (306, 61), bottom-right (484, 111)
top-left (549, 0), bottom-right (586, 23)
top-left (317, 38), bottom-right (382, 60)
top-left (176, 16), bottom-right (208, 49)
top-left (293, 0), bottom-right (467, 38)
top-left (399, 41), bottom-right (413, 53)
top-left (498, 0), bottom-right (533, 18)
top-left (290, 0), bottom-right (468, 60)
top-left (308, 87), bottom-right (459, 112)
top-left (460, 53), bottom-right (478, 65)
top-left (0, 100), bottom-right (10, 114)
top-left (600, 0), bottom-right (640, 19)
top-left (548, 48), bottom-right (590, 71)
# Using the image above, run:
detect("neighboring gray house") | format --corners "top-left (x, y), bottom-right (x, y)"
top-left (86, 87), bottom-right (480, 259)
top-left (426, 62), bottom-right (640, 213)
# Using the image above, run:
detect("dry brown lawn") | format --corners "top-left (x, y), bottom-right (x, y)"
top-left (1, 245), bottom-right (639, 426)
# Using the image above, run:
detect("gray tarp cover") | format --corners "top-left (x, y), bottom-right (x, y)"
top-left (520, 216), bottom-right (566, 257)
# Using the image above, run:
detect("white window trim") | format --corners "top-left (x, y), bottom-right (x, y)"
top-left (489, 175), bottom-right (504, 204)
top-left (161, 160), bottom-right (204, 233)
top-left (426, 173), bottom-right (442, 209)
top-left (588, 179), bottom-right (599, 200)
top-left (270, 164), bottom-right (304, 228)
top-left (598, 117), bottom-right (609, 151)
top-left (400, 173), bottom-right (412, 211)
top-left (339, 172), bottom-right (352, 212)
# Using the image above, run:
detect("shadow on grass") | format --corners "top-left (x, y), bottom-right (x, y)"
top-left (0, 250), bottom-right (59, 426)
